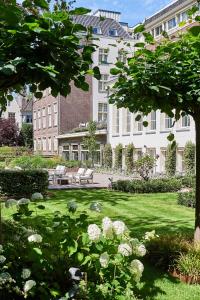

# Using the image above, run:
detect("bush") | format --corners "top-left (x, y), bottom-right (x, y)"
top-left (103, 144), bottom-right (113, 168)
top-left (0, 170), bottom-right (48, 198)
top-left (0, 146), bottom-right (30, 161)
top-left (165, 143), bottom-right (177, 177)
top-left (177, 191), bottom-right (195, 208)
top-left (125, 143), bottom-right (135, 173)
top-left (20, 123), bottom-right (33, 148)
top-left (112, 178), bottom-right (182, 193)
top-left (183, 141), bottom-right (195, 175)
top-left (135, 154), bottom-right (155, 181)
top-left (114, 143), bottom-right (123, 170)
top-left (176, 249), bottom-right (200, 280)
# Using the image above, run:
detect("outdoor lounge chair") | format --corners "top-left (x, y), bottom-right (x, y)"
top-left (54, 165), bottom-right (66, 177)
top-left (67, 168), bottom-right (86, 183)
top-left (74, 169), bottom-right (94, 184)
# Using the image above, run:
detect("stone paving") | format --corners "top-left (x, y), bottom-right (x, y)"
top-left (48, 172), bottom-right (134, 190)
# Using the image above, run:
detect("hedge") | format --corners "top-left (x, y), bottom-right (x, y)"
top-left (165, 143), bottom-right (177, 177)
top-left (112, 178), bottom-right (183, 193)
top-left (177, 191), bottom-right (195, 208)
top-left (0, 170), bottom-right (49, 198)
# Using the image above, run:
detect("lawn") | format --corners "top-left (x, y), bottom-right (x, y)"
top-left (2, 189), bottom-right (200, 300)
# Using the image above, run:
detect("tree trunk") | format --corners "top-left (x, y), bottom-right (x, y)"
top-left (194, 116), bottom-right (200, 243)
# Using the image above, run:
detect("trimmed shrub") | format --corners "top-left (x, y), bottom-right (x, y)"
top-left (114, 143), bottom-right (123, 170)
top-left (165, 143), bottom-right (177, 177)
top-left (183, 141), bottom-right (195, 175)
top-left (112, 178), bottom-right (182, 193)
top-left (125, 143), bottom-right (135, 173)
top-left (177, 191), bottom-right (195, 208)
top-left (0, 170), bottom-right (48, 198)
top-left (135, 154), bottom-right (155, 181)
top-left (103, 144), bottom-right (112, 168)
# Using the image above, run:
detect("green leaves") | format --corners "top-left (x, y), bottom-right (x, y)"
top-left (167, 133), bottom-right (175, 142)
top-left (134, 24), bottom-right (145, 34)
top-left (70, 7), bottom-right (91, 15)
top-left (34, 0), bottom-right (49, 9)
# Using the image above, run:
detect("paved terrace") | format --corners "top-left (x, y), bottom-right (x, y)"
top-left (48, 172), bottom-right (134, 190)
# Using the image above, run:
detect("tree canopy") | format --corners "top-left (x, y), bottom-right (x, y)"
top-left (0, 0), bottom-right (100, 112)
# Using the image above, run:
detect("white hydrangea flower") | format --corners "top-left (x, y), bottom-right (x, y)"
top-left (90, 202), bottom-right (102, 212)
top-left (17, 198), bottom-right (30, 206)
top-left (0, 255), bottom-right (6, 264)
top-left (118, 243), bottom-right (132, 256)
top-left (99, 252), bottom-right (109, 268)
top-left (113, 221), bottom-right (127, 236)
top-left (0, 245), bottom-right (3, 253)
top-left (102, 217), bottom-right (113, 239)
top-left (31, 193), bottom-right (43, 201)
top-left (5, 199), bottom-right (17, 208)
top-left (0, 272), bottom-right (11, 280)
top-left (21, 268), bottom-right (31, 280)
top-left (130, 259), bottom-right (144, 275)
top-left (87, 224), bottom-right (101, 242)
top-left (135, 244), bottom-right (146, 257)
top-left (24, 280), bottom-right (36, 293)
top-left (144, 230), bottom-right (159, 241)
top-left (28, 234), bottom-right (43, 243)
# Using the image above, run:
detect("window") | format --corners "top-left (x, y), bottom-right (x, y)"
top-left (42, 137), bottom-right (47, 151)
top-left (165, 114), bottom-right (173, 129)
top-left (42, 108), bottom-right (46, 128)
top-left (98, 103), bottom-right (108, 122)
top-left (48, 105), bottom-right (52, 127)
top-left (150, 111), bottom-right (156, 130)
top-left (151, 29), bottom-right (155, 37)
top-left (155, 25), bottom-right (162, 36)
top-left (34, 139), bottom-right (36, 151)
top-left (48, 137), bottom-right (52, 152)
top-left (63, 145), bottom-right (70, 160)
top-left (92, 27), bottom-right (101, 34)
top-left (72, 144), bottom-right (79, 160)
top-left (99, 74), bottom-right (109, 92)
top-left (168, 17), bottom-right (176, 30)
top-left (33, 111), bottom-right (37, 130)
top-left (181, 11), bottom-right (188, 22)
top-left (126, 109), bottom-right (131, 133)
top-left (118, 50), bottom-right (127, 64)
top-left (38, 109), bottom-right (41, 129)
top-left (137, 116), bottom-right (143, 132)
top-left (81, 145), bottom-right (89, 162)
top-left (8, 112), bottom-right (15, 120)
top-left (99, 48), bottom-right (109, 64)
top-left (53, 103), bottom-right (58, 127)
top-left (38, 138), bottom-right (41, 151)
top-left (182, 115), bottom-right (190, 127)
top-left (109, 28), bottom-right (118, 36)
top-left (53, 137), bottom-right (58, 152)
top-left (113, 107), bottom-right (119, 135)
top-left (25, 114), bottom-right (32, 123)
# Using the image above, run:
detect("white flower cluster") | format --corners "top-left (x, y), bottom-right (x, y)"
top-left (99, 252), bottom-right (109, 268)
top-left (118, 243), bottom-right (132, 256)
top-left (17, 198), bottom-right (30, 206)
top-left (90, 202), bottom-right (102, 212)
top-left (130, 259), bottom-right (144, 280)
top-left (24, 279), bottom-right (36, 293)
top-left (87, 224), bottom-right (101, 242)
top-left (5, 199), bottom-right (17, 208)
top-left (0, 255), bottom-right (6, 264)
top-left (113, 221), bottom-right (127, 236)
top-left (102, 217), bottom-right (113, 239)
top-left (22, 268), bottom-right (31, 280)
top-left (31, 193), bottom-right (43, 201)
top-left (144, 230), bottom-right (159, 241)
top-left (28, 234), bottom-right (43, 243)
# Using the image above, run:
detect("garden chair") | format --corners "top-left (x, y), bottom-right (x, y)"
top-left (67, 168), bottom-right (86, 183)
top-left (74, 169), bottom-right (94, 184)
top-left (54, 165), bottom-right (66, 177)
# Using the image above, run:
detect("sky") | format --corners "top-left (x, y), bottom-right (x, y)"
top-left (74, 0), bottom-right (174, 26)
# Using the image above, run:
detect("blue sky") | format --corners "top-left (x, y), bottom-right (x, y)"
top-left (74, 0), bottom-right (173, 26)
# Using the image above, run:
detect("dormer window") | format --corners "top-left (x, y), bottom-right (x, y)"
top-left (92, 27), bottom-right (101, 35)
top-left (109, 28), bottom-right (118, 36)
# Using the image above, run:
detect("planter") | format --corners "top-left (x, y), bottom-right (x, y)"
top-left (170, 269), bottom-right (200, 284)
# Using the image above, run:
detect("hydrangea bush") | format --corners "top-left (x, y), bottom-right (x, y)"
top-left (1, 195), bottom-right (153, 299)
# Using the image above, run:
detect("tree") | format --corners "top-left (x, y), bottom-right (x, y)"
top-left (110, 12), bottom-right (200, 241)
top-left (83, 121), bottom-right (98, 166)
top-left (20, 123), bottom-right (33, 148)
top-left (103, 144), bottom-right (113, 168)
top-left (114, 144), bottom-right (123, 170)
top-left (0, 0), bottom-right (100, 114)
top-left (165, 143), bottom-right (177, 177)
top-left (125, 143), bottom-right (135, 173)
top-left (184, 141), bottom-right (196, 176)
top-left (135, 154), bottom-right (155, 181)
top-left (0, 118), bottom-right (20, 146)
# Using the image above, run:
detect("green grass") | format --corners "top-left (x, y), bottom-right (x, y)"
top-left (2, 189), bottom-right (200, 300)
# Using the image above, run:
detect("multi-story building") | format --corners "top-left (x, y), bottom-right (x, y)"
top-left (108, 0), bottom-right (199, 174)
top-left (1, 95), bottom-right (33, 128)
top-left (33, 10), bottom-right (134, 162)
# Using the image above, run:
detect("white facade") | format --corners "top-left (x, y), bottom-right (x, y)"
top-left (108, 0), bottom-right (199, 174)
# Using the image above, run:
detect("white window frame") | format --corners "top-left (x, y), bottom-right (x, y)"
top-left (42, 107), bottom-right (46, 129)
top-left (99, 48), bottom-right (109, 64)
top-left (98, 102), bottom-right (108, 122)
top-left (165, 114), bottom-right (173, 129)
top-left (98, 74), bottom-right (109, 92)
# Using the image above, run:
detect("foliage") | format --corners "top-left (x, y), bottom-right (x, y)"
top-left (146, 234), bottom-right (191, 271)
top-left (112, 178), bottom-right (183, 194)
top-left (177, 191), bottom-right (195, 208)
top-left (0, 200), bottom-right (146, 299)
top-left (183, 141), bottom-right (196, 176)
top-left (176, 248), bottom-right (200, 280)
top-left (0, 119), bottom-right (20, 146)
top-left (20, 123), bottom-right (33, 149)
top-left (114, 143), bottom-right (123, 170)
top-left (0, 170), bottom-right (48, 198)
top-left (9, 155), bottom-right (81, 170)
top-left (103, 144), bottom-right (113, 169)
top-left (135, 154), bottom-right (155, 181)
top-left (71, 122), bottom-right (107, 133)
top-left (83, 121), bottom-right (98, 166)
top-left (125, 143), bottom-right (135, 173)
top-left (165, 143), bottom-right (177, 177)
top-left (0, 146), bottom-right (30, 161)
top-left (0, 0), bottom-right (100, 113)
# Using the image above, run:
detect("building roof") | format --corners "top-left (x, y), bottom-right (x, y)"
top-left (145, 0), bottom-right (188, 25)
top-left (93, 9), bottom-right (121, 15)
top-left (57, 129), bottom-right (107, 139)
top-left (74, 15), bottom-right (131, 39)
